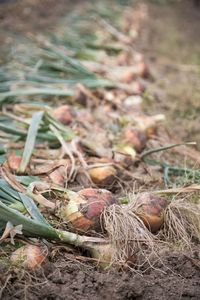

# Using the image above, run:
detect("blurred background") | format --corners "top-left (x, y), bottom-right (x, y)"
top-left (0, 0), bottom-right (200, 146)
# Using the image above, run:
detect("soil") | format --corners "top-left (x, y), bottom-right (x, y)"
top-left (141, 0), bottom-right (200, 148)
top-left (1, 249), bottom-right (200, 300)
top-left (1, 0), bottom-right (200, 299)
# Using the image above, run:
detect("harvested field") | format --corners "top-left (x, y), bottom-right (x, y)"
top-left (0, 0), bottom-right (200, 299)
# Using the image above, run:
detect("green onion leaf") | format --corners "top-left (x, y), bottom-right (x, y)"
top-left (19, 111), bottom-right (44, 173)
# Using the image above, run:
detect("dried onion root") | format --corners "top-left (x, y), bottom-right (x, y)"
top-left (102, 202), bottom-right (158, 266)
top-left (163, 197), bottom-right (200, 249)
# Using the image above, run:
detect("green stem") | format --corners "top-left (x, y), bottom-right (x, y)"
top-left (140, 142), bottom-right (196, 160)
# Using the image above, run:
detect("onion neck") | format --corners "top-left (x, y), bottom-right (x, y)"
top-left (56, 229), bottom-right (107, 249)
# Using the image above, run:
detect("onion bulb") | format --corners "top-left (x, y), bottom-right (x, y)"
top-left (6, 154), bottom-right (22, 172)
top-left (123, 127), bottom-right (147, 152)
top-left (49, 166), bottom-right (66, 186)
top-left (10, 245), bottom-right (45, 269)
top-left (52, 105), bottom-right (74, 125)
top-left (131, 81), bottom-right (145, 95)
top-left (58, 188), bottom-right (118, 232)
top-left (136, 194), bottom-right (168, 233)
top-left (88, 165), bottom-right (117, 187)
top-left (121, 62), bottom-right (148, 83)
top-left (133, 114), bottom-right (165, 138)
top-left (89, 243), bottom-right (114, 268)
top-left (117, 52), bottom-right (129, 65)
top-left (89, 243), bottom-right (135, 268)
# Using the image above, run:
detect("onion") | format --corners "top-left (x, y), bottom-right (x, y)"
top-left (10, 244), bottom-right (45, 269)
top-left (76, 109), bottom-right (94, 124)
top-left (135, 194), bottom-right (168, 233)
top-left (123, 95), bottom-right (143, 110)
top-left (6, 154), bottom-right (22, 172)
top-left (123, 127), bottom-right (147, 152)
top-left (121, 62), bottom-right (148, 83)
top-left (89, 243), bottom-right (113, 268)
top-left (121, 70), bottom-right (135, 84)
top-left (113, 145), bottom-right (137, 166)
top-left (52, 105), bottom-right (74, 125)
top-left (88, 165), bottom-right (117, 187)
top-left (133, 114), bottom-right (165, 138)
top-left (131, 81), bottom-right (145, 95)
top-left (117, 52), bottom-right (129, 65)
top-left (49, 166), bottom-right (66, 186)
top-left (58, 188), bottom-right (118, 232)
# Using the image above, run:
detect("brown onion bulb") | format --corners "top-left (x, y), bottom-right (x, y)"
top-left (121, 62), bottom-right (148, 83)
top-left (52, 105), bottom-right (74, 125)
top-left (123, 127), bottom-right (147, 152)
top-left (133, 114), bottom-right (165, 138)
top-left (89, 243), bottom-right (136, 268)
top-left (6, 154), bottom-right (22, 172)
top-left (10, 245), bottom-right (45, 269)
top-left (88, 166), bottom-right (117, 187)
top-left (136, 194), bottom-right (168, 233)
top-left (49, 166), bottom-right (66, 186)
top-left (59, 188), bottom-right (118, 233)
top-left (131, 81), bottom-right (145, 95)
top-left (117, 52), bottom-right (129, 65)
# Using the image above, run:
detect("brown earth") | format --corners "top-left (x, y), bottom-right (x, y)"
top-left (1, 249), bottom-right (200, 300)
top-left (1, 0), bottom-right (200, 299)
top-left (141, 1), bottom-right (200, 147)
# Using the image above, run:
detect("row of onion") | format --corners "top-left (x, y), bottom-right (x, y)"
top-left (10, 188), bottom-right (167, 269)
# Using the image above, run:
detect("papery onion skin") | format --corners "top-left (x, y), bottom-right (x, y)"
top-left (6, 154), bottom-right (22, 172)
top-left (78, 189), bottom-right (117, 226)
top-left (121, 62), bottom-right (148, 83)
top-left (10, 245), bottom-right (45, 269)
top-left (117, 52), bottom-right (129, 66)
top-left (136, 194), bottom-right (168, 233)
top-left (90, 243), bottom-right (136, 269)
top-left (124, 127), bottom-right (147, 152)
top-left (89, 243), bottom-right (113, 268)
top-left (59, 188), bottom-right (118, 232)
top-left (132, 81), bottom-right (145, 95)
top-left (52, 105), bottom-right (73, 125)
top-left (49, 166), bottom-right (66, 186)
top-left (88, 166), bottom-right (117, 187)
